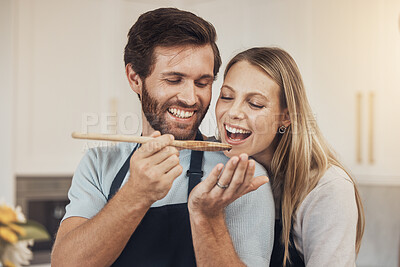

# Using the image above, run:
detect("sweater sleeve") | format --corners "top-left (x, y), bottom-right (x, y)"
top-left (294, 167), bottom-right (358, 267)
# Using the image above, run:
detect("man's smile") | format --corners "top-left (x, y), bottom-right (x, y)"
top-left (167, 107), bottom-right (195, 119)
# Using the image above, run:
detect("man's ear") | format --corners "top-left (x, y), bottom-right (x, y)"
top-left (126, 64), bottom-right (143, 96)
top-left (282, 108), bottom-right (291, 128)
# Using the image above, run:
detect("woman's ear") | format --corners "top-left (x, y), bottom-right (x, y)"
top-left (126, 64), bottom-right (143, 96)
top-left (282, 108), bottom-right (291, 127)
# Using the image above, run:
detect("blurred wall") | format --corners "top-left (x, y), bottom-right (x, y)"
top-left (0, 0), bottom-right (15, 204)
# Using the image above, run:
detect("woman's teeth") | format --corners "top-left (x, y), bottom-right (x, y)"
top-left (225, 125), bottom-right (251, 134)
top-left (168, 108), bottom-right (194, 119)
top-left (225, 124), bottom-right (252, 141)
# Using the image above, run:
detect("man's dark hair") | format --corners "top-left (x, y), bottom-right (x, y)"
top-left (124, 8), bottom-right (221, 80)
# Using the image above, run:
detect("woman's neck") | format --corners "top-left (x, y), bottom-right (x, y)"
top-left (252, 152), bottom-right (273, 175)
top-left (252, 136), bottom-right (281, 174)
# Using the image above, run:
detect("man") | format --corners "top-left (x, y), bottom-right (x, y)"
top-left (51, 8), bottom-right (274, 266)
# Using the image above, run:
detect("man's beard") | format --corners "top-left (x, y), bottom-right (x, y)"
top-left (141, 82), bottom-right (209, 140)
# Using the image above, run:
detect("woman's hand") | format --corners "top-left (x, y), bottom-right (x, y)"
top-left (188, 153), bottom-right (269, 219)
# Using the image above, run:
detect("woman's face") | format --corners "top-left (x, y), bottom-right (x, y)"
top-left (215, 61), bottom-right (289, 164)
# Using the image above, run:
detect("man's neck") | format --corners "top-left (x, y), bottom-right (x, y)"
top-left (141, 125), bottom-right (153, 137)
top-left (140, 115), bottom-right (154, 137)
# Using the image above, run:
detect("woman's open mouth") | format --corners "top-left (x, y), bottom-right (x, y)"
top-left (224, 124), bottom-right (252, 144)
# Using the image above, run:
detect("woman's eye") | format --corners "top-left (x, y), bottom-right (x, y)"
top-left (249, 102), bottom-right (264, 109)
top-left (220, 96), bottom-right (233, 100)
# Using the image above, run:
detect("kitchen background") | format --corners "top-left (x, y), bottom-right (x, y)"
top-left (1, 0), bottom-right (399, 266)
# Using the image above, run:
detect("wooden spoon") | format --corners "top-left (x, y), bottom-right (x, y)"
top-left (71, 132), bottom-right (232, 152)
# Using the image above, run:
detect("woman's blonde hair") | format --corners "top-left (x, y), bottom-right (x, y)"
top-left (224, 47), bottom-right (365, 266)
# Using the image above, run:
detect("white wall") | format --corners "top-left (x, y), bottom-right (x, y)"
top-left (13, 0), bottom-right (148, 174)
top-left (0, 0), bottom-right (15, 204)
top-left (187, 0), bottom-right (314, 136)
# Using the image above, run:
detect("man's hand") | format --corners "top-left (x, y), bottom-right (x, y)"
top-left (188, 153), bottom-right (269, 218)
top-left (126, 131), bottom-right (183, 207)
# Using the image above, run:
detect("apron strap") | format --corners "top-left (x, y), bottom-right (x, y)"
top-left (107, 143), bottom-right (139, 201)
top-left (186, 131), bottom-right (204, 197)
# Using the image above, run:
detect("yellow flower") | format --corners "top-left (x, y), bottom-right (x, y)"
top-left (3, 259), bottom-right (16, 267)
top-left (0, 205), bottom-right (18, 225)
top-left (8, 223), bottom-right (26, 237)
top-left (0, 227), bottom-right (18, 244)
top-left (0, 203), bottom-right (47, 267)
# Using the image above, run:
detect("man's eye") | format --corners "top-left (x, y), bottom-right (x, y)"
top-left (249, 102), bottom-right (264, 109)
top-left (166, 79), bottom-right (181, 84)
top-left (195, 81), bottom-right (210, 88)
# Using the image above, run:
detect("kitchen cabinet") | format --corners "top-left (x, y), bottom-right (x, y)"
top-left (14, 0), bottom-right (103, 174)
top-left (307, 0), bottom-right (400, 185)
top-left (349, 0), bottom-right (400, 184)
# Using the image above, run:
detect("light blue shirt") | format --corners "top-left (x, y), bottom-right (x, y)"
top-left (64, 142), bottom-right (275, 265)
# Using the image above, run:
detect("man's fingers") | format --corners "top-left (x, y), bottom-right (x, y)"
top-left (241, 176), bottom-right (269, 196)
top-left (156, 154), bottom-right (180, 174)
top-left (150, 131), bottom-right (161, 138)
top-left (163, 164), bottom-right (183, 184)
top-left (137, 134), bottom-right (174, 157)
top-left (149, 145), bottom-right (179, 165)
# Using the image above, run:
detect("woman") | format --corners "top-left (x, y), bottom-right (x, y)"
top-left (189, 47), bottom-right (364, 266)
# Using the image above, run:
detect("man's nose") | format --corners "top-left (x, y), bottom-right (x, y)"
top-left (177, 82), bottom-right (197, 106)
